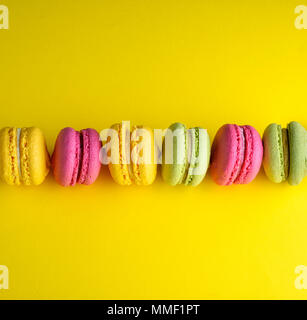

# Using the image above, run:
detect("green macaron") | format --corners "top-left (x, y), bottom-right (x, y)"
top-left (263, 121), bottom-right (306, 185)
top-left (161, 123), bottom-right (210, 186)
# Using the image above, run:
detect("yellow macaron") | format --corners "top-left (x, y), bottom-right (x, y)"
top-left (107, 122), bottom-right (157, 186)
top-left (0, 127), bottom-right (50, 186)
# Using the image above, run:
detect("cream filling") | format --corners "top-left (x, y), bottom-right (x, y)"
top-left (16, 128), bottom-right (22, 178)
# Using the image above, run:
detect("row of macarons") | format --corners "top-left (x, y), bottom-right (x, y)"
top-left (0, 121), bottom-right (305, 187)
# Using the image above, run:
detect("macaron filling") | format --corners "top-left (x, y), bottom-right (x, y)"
top-left (226, 125), bottom-right (245, 185)
top-left (19, 128), bottom-right (32, 185)
top-left (234, 126), bottom-right (253, 184)
top-left (77, 130), bottom-right (90, 185)
top-left (178, 127), bottom-right (188, 184)
top-left (8, 127), bottom-right (20, 185)
top-left (282, 128), bottom-right (289, 180)
top-left (276, 125), bottom-right (289, 182)
top-left (70, 129), bottom-right (97, 186)
top-left (16, 128), bottom-right (22, 178)
top-left (121, 124), bottom-right (133, 185)
top-left (130, 125), bottom-right (141, 184)
top-left (277, 125), bottom-right (285, 181)
top-left (185, 128), bottom-right (199, 185)
top-left (70, 130), bottom-right (81, 186)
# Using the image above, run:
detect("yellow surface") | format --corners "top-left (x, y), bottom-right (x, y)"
top-left (0, 0), bottom-right (307, 299)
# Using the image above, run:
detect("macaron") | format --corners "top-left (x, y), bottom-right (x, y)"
top-left (263, 121), bottom-right (307, 185)
top-left (210, 124), bottom-right (263, 185)
top-left (52, 127), bottom-right (101, 186)
top-left (107, 122), bottom-right (157, 186)
top-left (161, 123), bottom-right (210, 186)
top-left (0, 127), bottom-right (50, 186)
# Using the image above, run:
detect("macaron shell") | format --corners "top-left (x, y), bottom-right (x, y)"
top-left (288, 121), bottom-right (306, 186)
top-left (78, 128), bottom-right (101, 185)
top-left (262, 123), bottom-right (284, 183)
top-left (108, 123), bottom-right (132, 186)
top-left (210, 124), bottom-right (245, 186)
top-left (131, 126), bottom-right (157, 185)
top-left (234, 125), bottom-right (263, 184)
top-left (52, 127), bottom-right (80, 187)
top-left (20, 127), bottom-right (50, 186)
top-left (161, 122), bottom-right (187, 186)
top-left (0, 127), bottom-right (20, 186)
top-left (185, 127), bottom-right (210, 186)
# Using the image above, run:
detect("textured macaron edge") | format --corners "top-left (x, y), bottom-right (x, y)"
top-left (19, 128), bottom-right (31, 185)
top-left (281, 128), bottom-right (289, 180)
top-left (108, 123), bottom-right (132, 186)
top-left (184, 127), bottom-right (210, 186)
top-left (131, 125), bottom-right (157, 186)
top-left (131, 125), bottom-right (143, 185)
top-left (77, 129), bottom-right (90, 184)
top-left (70, 130), bottom-right (81, 186)
top-left (0, 127), bottom-right (20, 186)
top-left (288, 121), bottom-right (306, 186)
top-left (262, 123), bottom-right (285, 183)
top-left (21, 127), bottom-right (50, 186)
top-left (78, 128), bottom-right (101, 185)
top-left (184, 127), bottom-right (199, 186)
top-left (234, 125), bottom-right (263, 184)
top-left (161, 122), bottom-right (188, 186)
top-left (226, 125), bottom-right (245, 185)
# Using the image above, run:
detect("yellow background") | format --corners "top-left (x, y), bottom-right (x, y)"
top-left (0, 0), bottom-right (307, 299)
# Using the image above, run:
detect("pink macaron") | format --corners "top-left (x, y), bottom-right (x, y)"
top-left (52, 127), bottom-right (101, 186)
top-left (210, 124), bottom-right (263, 185)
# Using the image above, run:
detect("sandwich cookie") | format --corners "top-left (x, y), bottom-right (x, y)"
top-left (161, 122), bottom-right (210, 186)
top-left (107, 122), bottom-right (157, 186)
top-left (210, 124), bottom-right (263, 185)
top-left (52, 127), bottom-right (101, 186)
top-left (0, 127), bottom-right (50, 186)
top-left (263, 121), bottom-right (307, 185)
